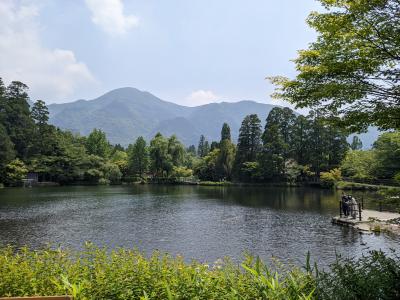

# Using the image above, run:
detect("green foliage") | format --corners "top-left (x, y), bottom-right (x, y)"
top-left (186, 145), bottom-right (196, 155)
top-left (234, 114), bottom-right (262, 180)
top-left (0, 124), bottom-right (15, 182)
top-left (320, 168), bottom-right (342, 188)
top-left (350, 136), bottom-right (363, 151)
top-left (237, 161), bottom-right (263, 182)
top-left (171, 166), bottom-right (193, 178)
top-left (31, 100), bottom-right (49, 126)
top-left (86, 129), bottom-right (111, 158)
top-left (340, 150), bottom-right (376, 180)
top-left (102, 162), bottom-right (122, 184)
top-left (167, 135), bottom-right (185, 166)
top-left (128, 136), bottom-right (149, 177)
top-left (316, 250), bottom-right (400, 300)
top-left (284, 159), bottom-right (302, 183)
top-left (1, 77), bottom-right (396, 187)
top-left (1, 81), bottom-right (34, 159)
top-left (269, 0), bottom-right (400, 131)
top-left (149, 133), bottom-right (173, 177)
top-left (373, 131), bottom-right (400, 179)
top-left (260, 107), bottom-right (297, 179)
top-left (220, 122), bottom-right (231, 142)
top-left (194, 149), bottom-right (220, 181)
top-left (110, 150), bottom-right (128, 176)
top-left (260, 108), bottom-right (348, 180)
top-left (2, 246), bottom-right (398, 300)
top-left (197, 135), bottom-right (209, 157)
top-left (216, 139), bottom-right (236, 180)
top-left (0, 245), bottom-right (315, 300)
top-left (5, 158), bottom-right (28, 186)
top-left (84, 168), bottom-right (104, 184)
top-left (395, 172), bottom-right (400, 185)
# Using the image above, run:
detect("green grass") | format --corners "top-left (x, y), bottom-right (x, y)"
top-left (198, 181), bottom-right (233, 186)
top-left (336, 181), bottom-right (400, 191)
top-left (0, 245), bottom-right (398, 299)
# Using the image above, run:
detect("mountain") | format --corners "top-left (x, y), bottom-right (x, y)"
top-left (48, 88), bottom-right (278, 146)
top-left (48, 87), bottom-right (382, 148)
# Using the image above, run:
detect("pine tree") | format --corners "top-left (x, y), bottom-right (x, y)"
top-left (292, 115), bottom-right (311, 165)
top-left (236, 114), bottom-right (262, 163)
top-left (260, 107), bottom-right (296, 178)
top-left (220, 123), bottom-right (231, 142)
top-left (0, 124), bottom-right (15, 182)
top-left (187, 145), bottom-right (196, 155)
top-left (128, 136), bottom-right (149, 177)
top-left (197, 135), bottom-right (209, 157)
top-left (234, 114), bottom-right (262, 181)
top-left (31, 100), bottom-right (58, 156)
top-left (350, 136), bottom-right (363, 150)
top-left (3, 81), bottom-right (34, 159)
top-left (210, 141), bottom-right (219, 151)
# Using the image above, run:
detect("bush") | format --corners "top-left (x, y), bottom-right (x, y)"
top-left (320, 168), bottom-right (342, 188)
top-left (0, 245), bottom-right (314, 300)
top-left (5, 159), bottom-right (28, 186)
top-left (84, 168), bottom-right (104, 184)
top-left (0, 246), bottom-right (398, 299)
top-left (395, 172), bottom-right (400, 184)
top-left (316, 250), bottom-right (400, 300)
top-left (102, 163), bottom-right (122, 184)
top-left (171, 166), bottom-right (193, 178)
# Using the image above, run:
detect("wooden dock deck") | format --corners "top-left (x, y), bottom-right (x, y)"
top-left (332, 209), bottom-right (400, 232)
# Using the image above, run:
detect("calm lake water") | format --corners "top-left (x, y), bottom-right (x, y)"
top-left (0, 185), bottom-right (398, 266)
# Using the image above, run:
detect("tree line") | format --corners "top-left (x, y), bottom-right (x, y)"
top-left (1, 78), bottom-right (399, 187)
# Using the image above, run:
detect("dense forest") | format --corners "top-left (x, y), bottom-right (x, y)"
top-left (0, 78), bottom-right (399, 187)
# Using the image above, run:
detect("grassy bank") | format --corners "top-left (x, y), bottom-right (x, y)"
top-left (0, 245), bottom-right (399, 299)
top-left (336, 181), bottom-right (400, 191)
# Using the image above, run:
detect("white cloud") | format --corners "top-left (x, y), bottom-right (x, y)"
top-left (0, 0), bottom-right (95, 103)
top-left (185, 90), bottom-right (221, 106)
top-left (85, 0), bottom-right (138, 36)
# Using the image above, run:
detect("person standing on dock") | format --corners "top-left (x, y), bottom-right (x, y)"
top-left (350, 196), bottom-right (358, 219)
top-left (341, 194), bottom-right (349, 217)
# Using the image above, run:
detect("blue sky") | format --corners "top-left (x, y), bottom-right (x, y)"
top-left (0, 0), bottom-right (322, 106)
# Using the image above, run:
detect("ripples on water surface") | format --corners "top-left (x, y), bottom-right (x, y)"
top-left (0, 185), bottom-right (398, 266)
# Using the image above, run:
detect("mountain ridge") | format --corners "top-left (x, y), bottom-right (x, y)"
top-left (48, 87), bottom-right (277, 146)
top-left (48, 87), bottom-right (381, 148)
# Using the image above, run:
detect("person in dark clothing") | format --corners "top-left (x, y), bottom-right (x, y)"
top-left (341, 194), bottom-right (349, 217)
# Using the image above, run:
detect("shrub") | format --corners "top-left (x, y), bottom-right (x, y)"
top-left (5, 159), bottom-right (28, 186)
top-left (84, 168), bottom-right (104, 184)
top-left (0, 246), bottom-right (398, 299)
top-left (0, 245), bottom-right (314, 300)
top-left (171, 166), bottom-right (193, 178)
top-left (102, 162), bottom-right (122, 184)
top-left (320, 168), bottom-right (342, 188)
top-left (316, 250), bottom-right (400, 300)
top-left (394, 172), bottom-right (400, 184)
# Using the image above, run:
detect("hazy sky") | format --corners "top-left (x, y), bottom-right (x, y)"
top-left (0, 0), bottom-right (322, 106)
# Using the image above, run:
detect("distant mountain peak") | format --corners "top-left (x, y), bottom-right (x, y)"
top-left (47, 87), bottom-right (281, 146)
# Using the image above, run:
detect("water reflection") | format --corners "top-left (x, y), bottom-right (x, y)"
top-left (0, 185), bottom-right (398, 267)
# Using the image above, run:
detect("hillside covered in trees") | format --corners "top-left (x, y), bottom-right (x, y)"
top-left (1, 77), bottom-right (399, 187)
top-left (47, 87), bottom-right (279, 146)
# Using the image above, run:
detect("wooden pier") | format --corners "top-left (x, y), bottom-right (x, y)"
top-left (332, 209), bottom-right (400, 232)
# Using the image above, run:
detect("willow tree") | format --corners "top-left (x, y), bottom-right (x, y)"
top-left (270, 0), bottom-right (400, 131)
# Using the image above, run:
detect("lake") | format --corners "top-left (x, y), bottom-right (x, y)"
top-left (0, 185), bottom-right (398, 266)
